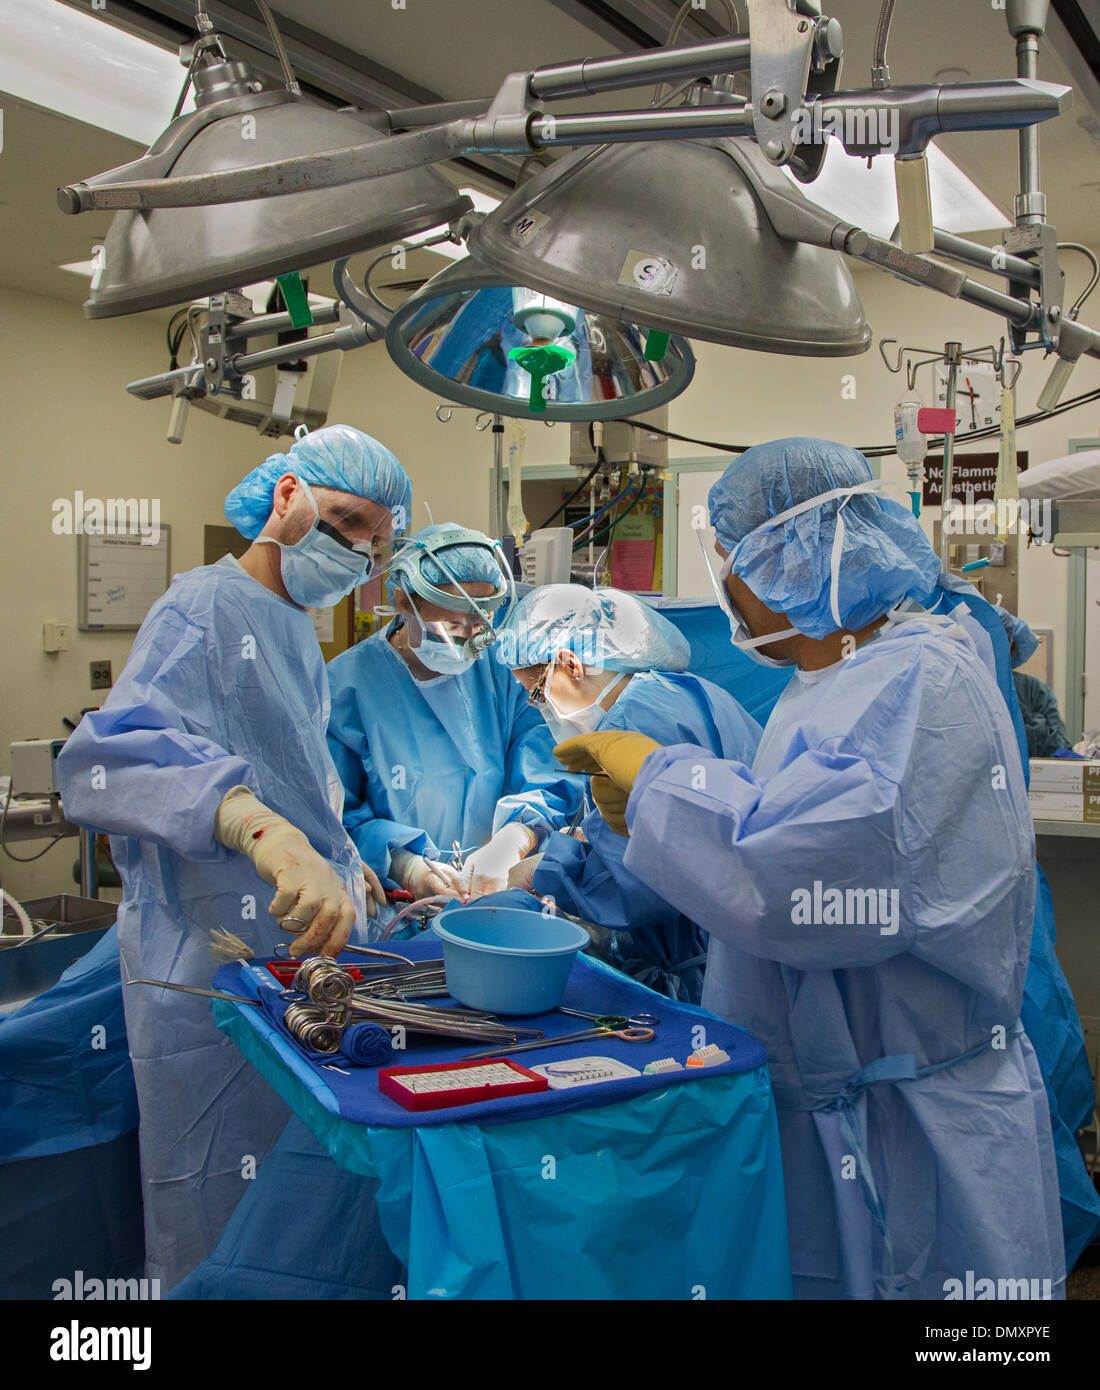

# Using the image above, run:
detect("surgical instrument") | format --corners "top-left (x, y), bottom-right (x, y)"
top-left (462, 1024), bottom-right (656, 1061)
top-left (126, 978), bottom-right (261, 1006)
top-left (556, 1007), bottom-right (661, 1029)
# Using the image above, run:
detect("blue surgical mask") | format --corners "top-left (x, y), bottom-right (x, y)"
top-left (259, 478), bottom-right (374, 608)
top-left (403, 602), bottom-right (479, 677)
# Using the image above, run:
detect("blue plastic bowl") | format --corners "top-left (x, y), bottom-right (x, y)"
top-left (431, 906), bottom-right (589, 1015)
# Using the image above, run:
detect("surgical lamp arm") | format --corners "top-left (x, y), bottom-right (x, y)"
top-left (57, 77), bottom-right (1067, 214)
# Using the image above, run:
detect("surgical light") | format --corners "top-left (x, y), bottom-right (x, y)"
top-left (469, 137), bottom-right (873, 357)
top-left (383, 257), bottom-right (695, 423)
top-left (70, 39), bottom-right (472, 319)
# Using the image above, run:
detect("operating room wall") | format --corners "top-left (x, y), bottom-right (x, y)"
top-left (0, 283), bottom-right (272, 903)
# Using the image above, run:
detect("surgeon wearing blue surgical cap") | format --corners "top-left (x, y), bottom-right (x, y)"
top-left (55, 425), bottom-right (412, 1289)
top-left (499, 584), bottom-right (762, 1002)
top-left (326, 524), bottom-right (582, 904)
top-left (555, 437), bottom-right (1065, 1298)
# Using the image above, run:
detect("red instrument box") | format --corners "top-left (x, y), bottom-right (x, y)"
top-left (378, 1058), bottom-right (548, 1112)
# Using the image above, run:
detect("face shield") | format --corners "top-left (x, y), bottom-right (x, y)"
top-left (391, 529), bottom-right (515, 671)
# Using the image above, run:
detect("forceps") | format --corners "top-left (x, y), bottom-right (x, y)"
top-left (126, 978), bottom-right (260, 1006)
top-left (461, 1024), bottom-right (655, 1062)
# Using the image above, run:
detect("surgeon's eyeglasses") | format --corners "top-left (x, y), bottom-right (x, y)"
top-left (316, 517), bottom-right (373, 557)
top-left (527, 665), bottom-right (549, 707)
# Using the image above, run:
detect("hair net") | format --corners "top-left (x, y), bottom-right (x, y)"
top-left (707, 436), bottom-right (942, 639)
top-left (224, 424), bottom-right (412, 540)
top-left (995, 604), bottom-right (1040, 668)
top-left (388, 523), bottom-right (505, 596)
top-left (496, 584), bottom-right (690, 672)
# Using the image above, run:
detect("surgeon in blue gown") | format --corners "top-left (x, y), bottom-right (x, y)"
top-left (498, 584), bottom-right (762, 1003)
top-left (927, 591), bottom-right (1100, 1266)
top-left (996, 605), bottom-right (1073, 757)
top-left (326, 523), bottom-right (582, 902)
top-left (55, 425), bottom-right (410, 1291)
top-left (556, 438), bottom-right (1066, 1299)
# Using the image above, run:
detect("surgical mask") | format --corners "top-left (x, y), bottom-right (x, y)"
top-left (259, 478), bottom-right (375, 608)
top-left (699, 533), bottom-right (798, 667)
top-left (542, 670), bottom-right (629, 739)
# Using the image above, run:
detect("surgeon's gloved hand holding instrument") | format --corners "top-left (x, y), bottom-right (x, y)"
top-left (214, 785), bottom-right (356, 958)
top-left (389, 847), bottom-right (464, 901)
top-left (461, 822), bottom-right (537, 898)
top-left (553, 731), bottom-right (662, 837)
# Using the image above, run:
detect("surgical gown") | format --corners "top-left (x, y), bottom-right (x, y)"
top-left (622, 617), bottom-right (1066, 1299)
top-left (326, 624), bottom-right (582, 876)
top-left (933, 579), bottom-right (1100, 1265)
top-left (55, 556), bottom-right (367, 1290)
top-left (532, 672), bottom-right (762, 1002)
top-left (1014, 671), bottom-right (1072, 758)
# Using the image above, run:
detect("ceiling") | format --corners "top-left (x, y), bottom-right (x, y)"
top-left (3, 0), bottom-right (1100, 323)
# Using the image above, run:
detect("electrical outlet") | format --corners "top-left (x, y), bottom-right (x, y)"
top-left (43, 622), bottom-right (71, 653)
top-left (90, 660), bottom-right (112, 691)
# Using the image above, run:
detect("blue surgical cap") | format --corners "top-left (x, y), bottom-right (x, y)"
top-left (708, 436), bottom-right (941, 639)
top-left (995, 604), bottom-right (1040, 668)
top-left (388, 523), bottom-right (504, 596)
top-left (496, 584), bottom-right (690, 672)
top-left (224, 424), bottom-right (412, 540)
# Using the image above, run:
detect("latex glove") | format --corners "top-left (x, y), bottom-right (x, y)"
top-left (360, 862), bottom-right (386, 919)
top-left (462, 822), bottom-right (537, 898)
top-left (214, 786), bottom-right (354, 957)
top-left (390, 847), bottom-right (463, 900)
top-left (553, 731), bottom-right (662, 837)
top-left (507, 851), bottom-right (543, 894)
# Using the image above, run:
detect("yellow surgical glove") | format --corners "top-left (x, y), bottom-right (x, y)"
top-left (214, 786), bottom-right (354, 958)
top-left (553, 731), bottom-right (662, 837)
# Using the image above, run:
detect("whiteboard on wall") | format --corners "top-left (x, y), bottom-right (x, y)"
top-left (676, 469), bottom-right (725, 598)
top-left (78, 528), bottom-right (172, 631)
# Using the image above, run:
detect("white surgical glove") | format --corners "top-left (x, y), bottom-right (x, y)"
top-left (507, 852), bottom-right (542, 894)
top-left (462, 823), bottom-right (537, 898)
top-left (390, 848), bottom-right (463, 900)
top-left (214, 786), bottom-right (355, 958)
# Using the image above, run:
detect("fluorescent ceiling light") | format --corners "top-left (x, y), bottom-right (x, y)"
top-left (0, 0), bottom-right (193, 144)
top-left (402, 187), bottom-right (502, 260)
top-left (784, 139), bottom-right (1010, 237)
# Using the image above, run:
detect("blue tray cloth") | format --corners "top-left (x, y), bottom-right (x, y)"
top-left (212, 937), bottom-right (767, 1128)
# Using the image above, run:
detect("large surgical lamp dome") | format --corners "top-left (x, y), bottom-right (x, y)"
top-left (81, 57), bottom-right (472, 319)
top-left (470, 138), bottom-right (872, 357)
top-left (385, 257), bottom-right (696, 422)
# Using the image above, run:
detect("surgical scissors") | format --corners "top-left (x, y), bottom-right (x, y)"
top-left (461, 1024), bottom-right (655, 1062)
top-left (556, 1007), bottom-right (661, 1030)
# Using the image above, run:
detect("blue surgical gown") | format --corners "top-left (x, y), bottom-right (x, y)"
top-left (623, 617), bottom-right (1066, 1299)
top-left (1015, 672), bottom-right (1072, 758)
top-left (532, 672), bottom-right (762, 1002)
top-left (55, 556), bottom-right (368, 1290)
top-left (325, 624), bottom-right (582, 877)
top-left (933, 580), bottom-right (1100, 1265)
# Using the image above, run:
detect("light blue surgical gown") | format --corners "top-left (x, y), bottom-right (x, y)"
top-left (532, 672), bottom-right (762, 1002)
top-left (933, 579), bottom-right (1100, 1265)
top-left (325, 624), bottom-right (582, 877)
top-left (622, 617), bottom-right (1066, 1299)
top-left (55, 556), bottom-right (367, 1290)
